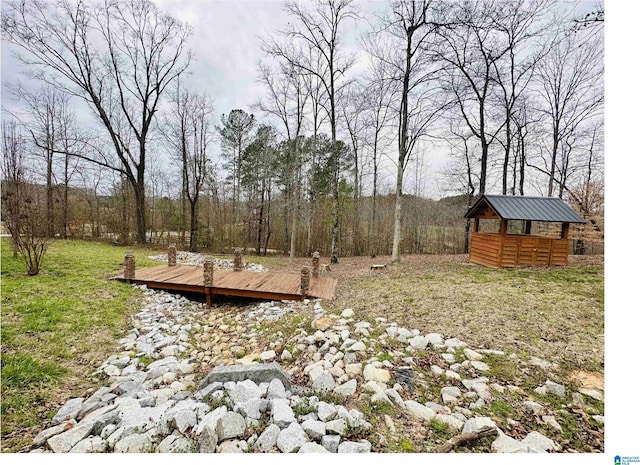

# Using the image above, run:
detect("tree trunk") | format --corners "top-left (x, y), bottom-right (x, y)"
top-left (502, 118), bottom-right (511, 195)
top-left (353, 147), bottom-right (360, 256)
top-left (548, 126), bottom-right (559, 196)
top-left (391, 181), bottom-right (403, 263)
top-left (46, 149), bottom-right (54, 237)
top-left (479, 139), bottom-right (489, 195)
top-left (189, 199), bottom-right (197, 252)
top-left (62, 152), bottom-right (71, 239)
top-left (133, 180), bottom-right (146, 245)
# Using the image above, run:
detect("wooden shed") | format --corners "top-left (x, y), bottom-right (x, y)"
top-left (464, 195), bottom-right (587, 268)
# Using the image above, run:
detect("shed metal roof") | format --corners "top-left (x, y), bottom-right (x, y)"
top-left (465, 195), bottom-right (587, 223)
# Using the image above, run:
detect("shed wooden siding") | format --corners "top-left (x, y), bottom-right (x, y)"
top-left (470, 232), bottom-right (570, 268)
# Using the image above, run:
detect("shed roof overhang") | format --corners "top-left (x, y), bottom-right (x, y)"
top-left (464, 195), bottom-right (587, 223)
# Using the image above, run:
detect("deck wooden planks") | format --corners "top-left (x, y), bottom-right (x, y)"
top-left (113, 264), bottom-right (336, 301)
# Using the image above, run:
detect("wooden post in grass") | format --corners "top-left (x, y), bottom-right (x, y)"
top-left (300, 265), bottom-right (310, 296)
top-left (312, 251), bottom-right (320, 278)
top-left (204, 256), bottom-right (214, 307)
top-left (233, 248), bottom-right (242, 271)
top-left (168, 244), bottom-right (177, 266)
top-left (124, 251), bottom-right (135, 281)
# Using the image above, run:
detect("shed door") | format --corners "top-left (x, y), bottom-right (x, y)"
top-left (517, 237), bottom-right (552, 266)
top-left (533, 238), bottom-right (552, 266)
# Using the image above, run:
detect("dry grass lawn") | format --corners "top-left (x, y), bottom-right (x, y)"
top-left (264, 254), bottom-right (604, 373)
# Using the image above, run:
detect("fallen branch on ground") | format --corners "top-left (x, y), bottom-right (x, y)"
top-left (436, 426), bottom-right (499, 453)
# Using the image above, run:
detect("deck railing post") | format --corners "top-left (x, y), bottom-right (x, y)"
top-left (233, 248), bottom-right (242, 271)
top-left (300, 265), bottom-right (310, 296)
top-left (312, 251), bottom-right (320, 278)
top-left (124, 251), bottom-right (135, 281)
top-left (168, 244), bottom-right (177, 266)
top-left (203, 257), bottom-right (214, 287)
top-left (204, 257), bottom-right (214, 307)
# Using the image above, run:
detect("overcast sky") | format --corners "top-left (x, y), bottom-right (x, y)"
top-left (1, 0), bottom-right (599, 198)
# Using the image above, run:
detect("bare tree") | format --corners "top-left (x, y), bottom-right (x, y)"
top-left (263, 0), bottom-right (358, 263)
top-left (1, 120), bottom-right (26, 257)
top-left (3, 0), bottom-right (192, 244)
top-left (368, 0), bottom-right (449, 263)
top-left (361, 62), bottom-right (395, 257)
top-left (9, 84), bottom-right (80, 238)
top-left (163, 85), bottom-right (214, 251)
top-left (341, 81), bottom-right (368, 255)
top-left (434, 0), bottom-right (518, 195)
top-left (488, 0), bottom-right (553, 194)
top-left (254, 61), bottom-right (309, 258)
top-left (1, 120), bottom-right (52, 275)
top-left (535, 30), bottom-right (603, 197)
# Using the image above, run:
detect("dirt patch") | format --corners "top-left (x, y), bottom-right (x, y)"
top-left (569, 370), bottom-right (604, 390)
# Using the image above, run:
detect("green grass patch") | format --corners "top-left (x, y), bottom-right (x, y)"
top-left (1, 353), bottom-right (67, 388)
top-left (388, 437), bottom-right (417, 452)
top-left (1, 238), bottom-right (158, 452)
top-left (428, 418), bottom-right (454, 439)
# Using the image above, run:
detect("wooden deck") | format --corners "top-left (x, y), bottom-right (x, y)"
top-left (112, 265), bottom-right (337, 302)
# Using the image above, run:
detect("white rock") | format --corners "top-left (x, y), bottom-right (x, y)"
top-left (313, 372), bottom-right (336, 391)
top-left (544, 380), bottom-right (566, 397)
top-left (321, 434), bottom-right (340, 453)
top-left (431, 365), bottom-right (444, 376)
top-left (301, 419), bottom-right (326, 440)
top-left (492, 434), bottom-right (539, 453)
top-left (363, 365), bottom-right (391, 384)
top-left (325, 418), bottom-right (347, 435)
top-left (425, 333), bottom-right (444, 345)
top-left (317, 402), bottom-right (337, 422)
top-left (541, 415), bottom-right (562, 432)
top-left (347, 341), bottom-right (366, 352)
top-left (267, 378), bottom-right (287, 399)
top-left (441, 386), bottom-right (462, 404)
top-left (113, 433), bottom-right (153, 453)
top-left (523, 400), bottom-right (545, 415)
top-left (444, 338), bottom-right (467, 349)
top-left (435, 414), bottom-right (464, 431)
top-left (345, 363), bottom-right (363, 376)
top-left (271, 399), bottom-right (296, 429)
top-left (33, 421), bottom-right (75, 446)
top-left (579, 388), bottom-right (603, 401)
top-left (362, 380), bottom-right (385, 395)
top-left (404, 400), bottom-right (436, 422)
top-left (216, 411), bottom-right (246, 441)
top-left (522, 431), bottom-right (559, 451)
top-left (463, 348), bottom-right (484, 361)
top-left (384, 389), bottom-right (405, 408)
top-left (69, 436), bottom-right (107, 453)
top-left (254, 423), bottom-right (280, 452)
top-left (470, 360), bottom-right (490, 372)
top-left (408, 336), bottom-right (429, 350)
top-left (462, 416), bottom-right (496, 434)
top-left (260, 350), bottom-right (277, 362)
top-left (52, 398), bottom-right (85, 425)
top-left (333, 379), bottom-right (357, 396)
top-left (338, 440), bottom-right (372, 453)
top-left (299, 442), bottom-right (331, 453)
top-left (445, 370), bottom-right (461, 380)
top-left (277, 422), bottom-right (308, 453)
top-left (341, 309), bottom-right (354, 318)
top-left (46, 422), bottom-right (94, 453)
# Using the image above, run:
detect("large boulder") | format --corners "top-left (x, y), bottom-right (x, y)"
top-left (199, 362), bottom-right (291, 391)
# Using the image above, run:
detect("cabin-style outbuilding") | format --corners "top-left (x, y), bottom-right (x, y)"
top-left (464, 195), bottom-right (587, 268)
